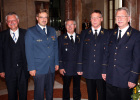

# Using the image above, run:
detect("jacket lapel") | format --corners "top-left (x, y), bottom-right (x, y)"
top-left (118, 26), bottom-right (132, 46)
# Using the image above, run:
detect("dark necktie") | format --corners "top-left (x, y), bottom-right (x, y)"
top-left (43, 28), bottom-right (46, 34)
top-left (95, 30), bottom-right (97, 39)
top-left (118, 30), bottom-right (121, 42)
top-left (70, 35), bottom-right (74, 44)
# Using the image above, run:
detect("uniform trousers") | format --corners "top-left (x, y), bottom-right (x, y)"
top-left (106, 83), bottom-right (133, 100)
top-left (86, 79), bottom-right (106, 100)
top-left (63, 75), bottom-right (81, 100)
top-left (6, 67), bottom-right (28, 100)
top-left (33, 69), bottom-right (55, 100)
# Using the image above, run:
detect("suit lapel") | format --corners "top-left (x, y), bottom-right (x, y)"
top-left (96, 28), bottom-right (105, 42)
top-left (118, 26), bottom-right (132, 46)
top-left (75, 34), bottom-right (80, 44)
top-left (36, 24), bottom-right (46, 36)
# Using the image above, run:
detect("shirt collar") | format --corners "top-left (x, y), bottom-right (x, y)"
top-left (67, 32), bottom-right (76, 41)
top-left (118, 25), bottom-right (129, 38)
top-left (91, 26), bottom-right (101, 35)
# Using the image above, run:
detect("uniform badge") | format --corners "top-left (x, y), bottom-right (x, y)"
top-left (76, 35), bottom-right (80, 43)
top-left (36, 39), bottom-right (42, 42)
top-left (127, 32), bottom-right (130, 36)
top-left (114, 31), bottom-right (117, 35)
top-left (64, 36), bottom-right (67, 39)
top-left (64, 43), bottom-right (68, 45)
top-left (101, 31), bottom-right (104, 34)
top-left (88, 30), bottom-right (92, 34)
top-left (51, 36), bottom-right (55, 40)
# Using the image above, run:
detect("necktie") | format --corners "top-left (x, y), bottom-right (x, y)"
top-left (70, 35), bottom-right (74, 44)
top-left (118, 30), bottom-right (121, 42)
top-left (95, 30), bottom-right (97, 39)
top-left (12, 33), bottom-right (17, 43)
top-left (43, 28), bottom-right (46, 34)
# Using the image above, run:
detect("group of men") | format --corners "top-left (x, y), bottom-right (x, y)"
top-left (0, 7), bottom-right (140, 100)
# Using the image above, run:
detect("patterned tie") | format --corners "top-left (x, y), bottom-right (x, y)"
top-left (118, 30), bottom-right (121, 42)
top-left (95, 30), bottom-right (97, 39)
top-left (70, 35), bottom-right (74, 44)
top-left (12, 33), bottom-right (17, 43)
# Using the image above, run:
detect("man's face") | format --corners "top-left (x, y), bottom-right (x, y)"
top-left (90, 13), bottom-right (103, 29)
top-left (115, 10), bottom-right (130, 29)
top-left (36, 12), bottom-right (48, 27)
top-left (6, 15), bottom-right (19, 31)
top-left (65, 20), bottom-right (76, 34)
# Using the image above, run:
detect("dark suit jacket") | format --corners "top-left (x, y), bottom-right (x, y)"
top-left (0, 28), bottom-right (29, 80)
top-left (77, 27), bottom-right (109, 79)
top-left (58, 33), bottom-right (80, 76)
top-left (102, 26), bottom-right (140, 88)
top-left (25, 25), bottom-right (59, 75)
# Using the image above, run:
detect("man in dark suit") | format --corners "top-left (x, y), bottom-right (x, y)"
top-left (25, 9), bottom-right (59, 100)
top-left (58, 19), bottom-right (81, 100)
top-left (0, 12), bottom-right (29, 100)
top-left (102, 7), bottom-right (140, 100)
top-left (77, 10), bottom-right (108, 100)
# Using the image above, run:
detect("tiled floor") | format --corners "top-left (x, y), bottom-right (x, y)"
top-left (0, 71), bottom-right (88, 100)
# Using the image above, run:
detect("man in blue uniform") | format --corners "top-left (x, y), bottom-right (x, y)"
top-left (58, 19), bottom-right (81, 100)
top-left (102, 7), bottom-right (140, 100)
top-left (25, 9), bottom-right (59, 100)
top-left (77, 10), bottom-right (109, 100)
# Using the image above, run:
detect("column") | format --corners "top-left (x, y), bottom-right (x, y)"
top-left (65, 0), bottom-right (73, 20)
top-left (137, 0), bottom-right (140, 31)
top-left (123, 0), bottom-right (137, 29)
top-left (75, 0), bottom-right (82, 34)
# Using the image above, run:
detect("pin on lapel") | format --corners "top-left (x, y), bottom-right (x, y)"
top-left (101, 30), bottom-right (104, 35)
top-left (88, 30), bottom-right (91, 34)
top-left (127, 32), bottom-right (130, 36)
top-left (64, 36), bottom-right (67, 39)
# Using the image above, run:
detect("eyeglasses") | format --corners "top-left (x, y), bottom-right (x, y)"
top-left (91, 17), bottom-right (102, 20)
top-left (7, 20), bottom-right (17, 23)
top-left (38, 17), bottom-right (48, 19)
top-left (115, 16), bottom-right (128, 19)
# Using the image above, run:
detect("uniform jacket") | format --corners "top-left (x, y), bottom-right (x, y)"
top-left (58, 33), bottom-right (80, 76)
top-left (102, 26), bottom-right (140, 88)
top-left (0, 28), bottom-right (29, 79)
top-left (25, 25), bottom-right (59, 75)
top-left (77, 27), bottom-right (109, 79)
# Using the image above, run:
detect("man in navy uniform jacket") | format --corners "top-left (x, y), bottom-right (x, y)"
top-left (102, 7), bottom-right (140, 100)
top-left (58, 19), bottom-right (81, 100)
top-left (77, 10), bottom-right (109, 100)
top-left (25, 9), bottom-right (59, 100)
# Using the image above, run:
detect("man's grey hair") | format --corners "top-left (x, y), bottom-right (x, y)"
top-left (5, 12), bottom-right (19, 21)
top-left (65, 19), bottom-right (76, 25)
top-left (115, 7), bottom-right (130, 16)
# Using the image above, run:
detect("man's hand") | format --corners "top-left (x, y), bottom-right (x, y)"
top-left (128, 82), bottom-right (136, 89)
top-left (0, 72), bottom-right (5, 78)
top-left (29, 70), bottom-right (36, 76)
top-left (102, 74), bottom-right (106, 81)
top-left (77, 72), bottom-right (83, 75)
top-left (59, 69), bottom-right (66, 76)
top-left (55, 65), bottom-right (59, 71)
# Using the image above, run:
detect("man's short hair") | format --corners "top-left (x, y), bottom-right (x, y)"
top-left (36, 9), bottom-right (49, 17)
top-left (65, 19), bottom-right (76, 26)
top-left (90, 10), bottom-right (103, 17)
top-left (115, 7), bottom-right (130, 16)
top-left (5, 12), bottom-right (19, 21)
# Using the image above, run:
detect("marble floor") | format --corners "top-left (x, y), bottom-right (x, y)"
top-left (0, 71), bottom-right (88, 100)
